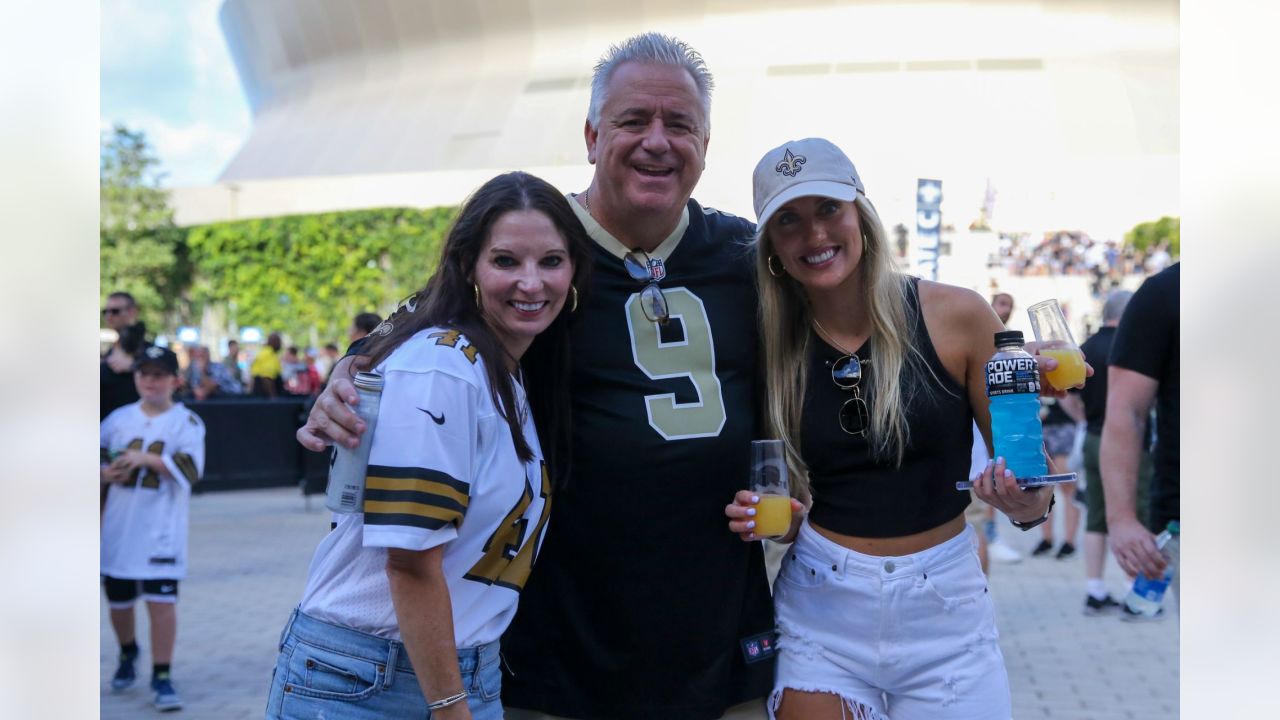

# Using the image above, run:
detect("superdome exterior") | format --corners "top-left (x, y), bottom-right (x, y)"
top-left (179, 0), bottom-right (1177, 246)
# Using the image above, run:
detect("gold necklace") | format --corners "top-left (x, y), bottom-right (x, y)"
top-left (812, 317), bottom-right (870, 363)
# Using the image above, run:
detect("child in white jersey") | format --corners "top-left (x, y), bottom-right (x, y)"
top-left (265, 172), bottom-right (591, 720)
top-left (100, 345), bottom-right (206, 712)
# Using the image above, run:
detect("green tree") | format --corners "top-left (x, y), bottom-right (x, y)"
top-left (99, 124), bottom-right (193, 332)
top-left (1124, 216), bottom-right (1179, 257)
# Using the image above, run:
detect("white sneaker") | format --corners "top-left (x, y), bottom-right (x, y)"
top-left (989, 541), bottom-right (1023, 563)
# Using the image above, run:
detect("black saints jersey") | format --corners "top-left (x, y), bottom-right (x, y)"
top-left (501, 198), bottom-right (776, 720)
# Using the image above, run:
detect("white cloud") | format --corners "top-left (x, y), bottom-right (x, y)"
top-left (101, 0), bottom-right (251, 185)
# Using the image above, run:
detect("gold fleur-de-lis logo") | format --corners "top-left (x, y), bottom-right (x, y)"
top-left (775, 149), bottom-right (806, 177)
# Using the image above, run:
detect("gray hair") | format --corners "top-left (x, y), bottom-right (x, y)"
top-left (587, 32), bottom-right (714, 129)
top-left (1102, 289), bottom-right (1134, 323)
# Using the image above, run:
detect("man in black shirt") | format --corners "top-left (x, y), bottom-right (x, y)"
top-left (1102, 263), bottom-right (1179, 597)
top-left (1065, 289), bottom-right (1153, 615)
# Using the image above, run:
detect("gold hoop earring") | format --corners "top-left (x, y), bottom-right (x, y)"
top-left (473, 283), bottom-right (481, 307)
top-left (570, 285), bottom-right (579, 313)
top-left (767, 255), bottom-right (786, 278)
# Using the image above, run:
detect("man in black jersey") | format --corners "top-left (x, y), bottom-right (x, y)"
top-left (299, 33), bottom-right (775, 720)
top-left (1101, 263), bottom-right (1180, 605)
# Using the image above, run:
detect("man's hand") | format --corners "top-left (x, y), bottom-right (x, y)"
top-left (105, 346), bottom-right (134, 373)
top-left (1108, 515), bottom-right (1167, 578)
top-left (297, 355), bottom-right (369, 451)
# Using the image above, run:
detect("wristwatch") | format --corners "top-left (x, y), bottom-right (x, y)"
top-left (1009, 492), bottom-right (1056, 531)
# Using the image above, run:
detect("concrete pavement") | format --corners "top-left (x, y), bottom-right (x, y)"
top-left (100, 487), bottom-right (1177, 718)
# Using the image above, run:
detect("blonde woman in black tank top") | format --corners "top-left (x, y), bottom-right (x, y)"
top-left (725, 138), bottom-right (1081, 720)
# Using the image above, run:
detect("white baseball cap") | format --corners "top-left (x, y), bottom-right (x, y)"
top-left (753, 137), bottom-right (865, 231)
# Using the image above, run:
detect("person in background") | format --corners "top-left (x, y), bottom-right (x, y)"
top-left (265, 171), bottom-right (589, 719)
top-left (1030, 396), bottom-right (1082, 559)
top-left (1102, 263), bottom-right (1179, 616)
top-left (990, 292), bottom-right (1014, 325)
top-left (102, 291), bottom-right (149, 420)
top-left (181, 344), bottom-right (243, 400)
top-left (101, 346), bottom-right (206, 712)
top-left (980, 291), bottom-right (1023, 565)
top-left (1061, 289), bottom-right (1152, 615)
top-left (349, 312), bottom-right (382, 346)
top-left (101, 291), bottom-right (150, 517)
top-left (250, 333), bottom-right (284, 398)
top-left (314, 343), bottom-right (339, 382)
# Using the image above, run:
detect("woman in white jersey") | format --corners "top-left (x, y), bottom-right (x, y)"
top-left (265, 172), bottom-right (591, 720)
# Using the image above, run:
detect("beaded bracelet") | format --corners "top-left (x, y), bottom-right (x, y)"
top-left (426, 690), bottom-right (468, 711)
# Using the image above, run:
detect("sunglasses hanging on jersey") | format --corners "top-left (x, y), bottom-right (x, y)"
top-left (622, 249), bottom-right (670, 325)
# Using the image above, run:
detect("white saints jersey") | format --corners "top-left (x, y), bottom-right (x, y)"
top-left (100, 402), bottom-right (206, 579)
top-left (300, 328), bottom-right (551, 649)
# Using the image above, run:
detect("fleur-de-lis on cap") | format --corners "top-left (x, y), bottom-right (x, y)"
top-left (775, 148), bottom-right (806, 177)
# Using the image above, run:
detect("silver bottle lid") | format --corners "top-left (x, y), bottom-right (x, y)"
top-left (353, 371), bottom-right (384, 392)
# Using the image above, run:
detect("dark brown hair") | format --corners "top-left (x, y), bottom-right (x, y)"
top-left (359, 172), bottom-right (591, 483)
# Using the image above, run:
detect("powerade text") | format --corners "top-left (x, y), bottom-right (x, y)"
top-left (986, 357), bottom-right (1040, 396)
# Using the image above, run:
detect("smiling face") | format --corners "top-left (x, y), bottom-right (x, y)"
top-left (472, 209), bottom-right (575, 363)
top-left (767, 196), bottom-right (865, 299)
top-left (586, 62), bottom-right (709, 225)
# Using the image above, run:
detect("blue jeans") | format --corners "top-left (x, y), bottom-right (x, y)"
top-left (265, 608), bottom-right (503, 719)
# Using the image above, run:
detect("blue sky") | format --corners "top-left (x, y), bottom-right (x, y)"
top-left (101, 0), bottom-right (250, 187)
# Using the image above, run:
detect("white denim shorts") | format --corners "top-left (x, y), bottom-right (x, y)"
top-left (771, 520), bottom-right (1011, 720)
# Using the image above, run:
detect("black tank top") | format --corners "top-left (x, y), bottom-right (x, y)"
top-left (801, 277), bottom-right (973, 537)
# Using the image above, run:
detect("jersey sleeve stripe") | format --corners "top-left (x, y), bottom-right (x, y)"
top-left (364, 486), bottom-right (469, 510)
top-left (366, 474), bottom-right (471, 506)
top-left (364, 498), bottom-right (464, 523)
top-left (367, 466), bottom-right (471, 494)
top-left (362, 510), bottom-right (458, 531)
top-left (172, 452), bottom-right (200, 485)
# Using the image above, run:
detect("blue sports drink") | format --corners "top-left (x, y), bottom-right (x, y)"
top-left (986, 330), bottom-right (1047, 479)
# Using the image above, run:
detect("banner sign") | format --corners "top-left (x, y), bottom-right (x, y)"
top-left (916, 178), bottom-right (942, 280)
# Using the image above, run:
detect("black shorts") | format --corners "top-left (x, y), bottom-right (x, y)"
top-left (102, 575), bottom-right (179, 605)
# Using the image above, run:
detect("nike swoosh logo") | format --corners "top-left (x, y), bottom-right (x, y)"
top-left (159, 585), bottom-right (175, 593)
top-left (418, 408), bottom-right (445, 425)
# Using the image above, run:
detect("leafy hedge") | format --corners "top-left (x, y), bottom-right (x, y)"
top-left (186, 206), bottom-right (456, 344)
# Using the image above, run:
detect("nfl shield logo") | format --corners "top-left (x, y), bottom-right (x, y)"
top-left (746, 640), bottom-right (761, 658)
top-left (648, 256), bottom-right (667, 281)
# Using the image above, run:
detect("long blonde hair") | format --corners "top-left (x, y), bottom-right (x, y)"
top-left (756, 195), bottom-right (932, 500)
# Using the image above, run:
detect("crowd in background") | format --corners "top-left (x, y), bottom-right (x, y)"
top-left (992, 231), bottom-right (1174, 299)
top-left (101, 304), bottom-right (385, 404)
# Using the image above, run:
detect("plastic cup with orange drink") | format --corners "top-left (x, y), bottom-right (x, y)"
top-left (1027, 299), bottom-right (1087, 390)
top-left (750, 440), bottom-right (792, 538)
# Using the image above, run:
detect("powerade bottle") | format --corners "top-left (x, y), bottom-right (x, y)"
top-left (1122, 521), bottom-right (1180, 619)
top-left (985, 331), bottom-right (1047, 479)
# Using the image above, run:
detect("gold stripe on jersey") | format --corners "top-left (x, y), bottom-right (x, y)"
top-left (363, 467), bottom-right (471, 531)
top-left (364, 475), bottom-right (469, 509)
top-left (172, 452), bottom-right (200, 486)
